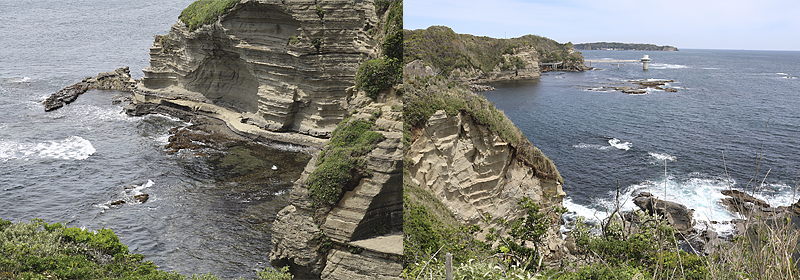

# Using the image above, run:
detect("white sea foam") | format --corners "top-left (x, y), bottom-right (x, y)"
top-left (648, 152), bottom-right (676, 162)
top-left (649, 63), bottom-right (689, 69)
top-left (0, 136), bottom-right (96, 160)
top-left (608, 138), bottom-right (631, 150)
top-left (573, 143), bottom-right (611, 150)
top-left (563, 196), bottom-right (608, 225)
top-left (622, 176), bottom-right (738, 229)
top-left (776, 73), bottom-right (791, 76)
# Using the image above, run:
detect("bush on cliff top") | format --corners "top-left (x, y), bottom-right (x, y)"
top-left (306, 118), bottom-right (385, 207)
top-left (180, 0), bottom-right (239, 32)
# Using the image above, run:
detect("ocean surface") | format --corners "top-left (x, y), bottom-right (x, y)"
top-left (0, 1), bottom-right (310, 278)
top-left (483, 49), bottom-right (800, 234)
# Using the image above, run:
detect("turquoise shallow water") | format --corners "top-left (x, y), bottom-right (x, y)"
top-left (0, 1), bottom-right (309, 278)
top-left (483, 49), bottom-right (800, 233)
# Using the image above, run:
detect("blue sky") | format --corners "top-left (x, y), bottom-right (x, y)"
top-left (404, 0), bottom-right (800, 51)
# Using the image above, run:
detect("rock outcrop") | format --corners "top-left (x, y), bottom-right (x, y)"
top-left (44, 67), bottom-right (136, 111)
top-left (269, 88), bottom-right (403, 279)
top-left (134, 0), bottom-right (377, 138)
top-left (633, 192), bottom-right (695, 235)
top-left (405, 109), bottom-right (568, 260)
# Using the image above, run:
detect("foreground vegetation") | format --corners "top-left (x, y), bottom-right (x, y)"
top-left (0, 219), bottom-right (293, 279)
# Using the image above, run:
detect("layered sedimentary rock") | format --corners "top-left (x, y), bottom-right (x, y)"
top-left (270, 89), bottom-right (403, 279)
top-left (135, 0), bottom-right (377, 137)
top-left (406, 109), bottom-right (568, 260)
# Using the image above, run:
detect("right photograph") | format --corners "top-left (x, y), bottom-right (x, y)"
top-left (402, 1), bottom-right (800, 279)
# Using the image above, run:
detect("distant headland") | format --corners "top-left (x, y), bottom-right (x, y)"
top-left (575, 42), bottom-right (679, 51)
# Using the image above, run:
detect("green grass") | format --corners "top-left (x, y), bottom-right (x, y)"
top-left (305, 118), bottom-right (385, 207)
top-left (403, 75), bottom-right (562, 183)
top-left (402, 173), bottom-right (491, 279)
top-left (179, 0), bottom-right (239, 32)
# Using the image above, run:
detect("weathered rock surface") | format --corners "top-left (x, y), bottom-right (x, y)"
top-left (44, 67), bottom-right (136, 111)
top-left (450, 46), bottom-right (543, 83)
top-left (406, 109), bottom-right (567, 260)
top-left (633, 192), bottom-right (695, 235)
top-left (135, 0), bottom-right (377, 138)
top-left (270, 88), bottom-right (403, 279)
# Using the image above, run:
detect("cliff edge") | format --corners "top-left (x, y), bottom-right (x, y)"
top-left (403, 74), bottom-right (567, 275)
top-left (134, 0), bottom-right (377, 139)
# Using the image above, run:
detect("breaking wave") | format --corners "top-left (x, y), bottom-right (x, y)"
top-left (0, 136), bottom-right (96, 161)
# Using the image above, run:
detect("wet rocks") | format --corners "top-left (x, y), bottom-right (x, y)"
top-left (633, 192), bottom-right (695, 235)
top-left (720, 189), bottom-right (772, 216)
top-left (44, 67), bottom-right (136, 111)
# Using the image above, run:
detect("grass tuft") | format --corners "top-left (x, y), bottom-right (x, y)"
top-left (179, 0), bottom-right (239, 32)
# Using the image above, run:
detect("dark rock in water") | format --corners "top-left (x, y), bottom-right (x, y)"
top-left (44, 82), bottom-right (90, 111)
top-left (633, 192), bottom-right (695, 235)
top-left (720, 189), bottom-right (771, 215)
top-left (134, 194), bottom-right (149, 203)
top-left (43, 67), bottom-right (136, 112)
top-left (110, 200), bottom-right (126, 206)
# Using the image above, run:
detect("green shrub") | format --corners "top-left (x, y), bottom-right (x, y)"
top-left (312, 38), bottom-right (323, 52)
top-left (0, 219), bottom-right (183, 280)
top-left (179, 0), bottom-right (239, 32)
top-left (257, 266), bottom-right (293, 280)
top-left (305, 118), bottom-right (385, 207)
top-left (356, 58), bottom-right (401, 99)
top-left (314, 4), bottom-right (324, 19)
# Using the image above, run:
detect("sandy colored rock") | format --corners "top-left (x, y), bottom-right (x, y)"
top-left (135, 0), bottom-right (378, 138)
top-left (406, 110), bottom-right (567, 260)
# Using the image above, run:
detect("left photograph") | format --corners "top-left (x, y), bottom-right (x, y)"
top-left (0, 0), bottom-right (403, 279)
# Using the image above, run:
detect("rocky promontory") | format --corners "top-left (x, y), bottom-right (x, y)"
top-left (403, 26), bottom-right (588, 84)
top-left (44, 67), bottom-right (136, 111)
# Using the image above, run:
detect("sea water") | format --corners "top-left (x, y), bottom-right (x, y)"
top-left (483, 49), bottom-right (800, 235)
top-left (0, 1), bottom-right (309, 278)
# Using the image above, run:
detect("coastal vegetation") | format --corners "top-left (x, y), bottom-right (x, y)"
top-left (574, 42), bottom-right (679, 51)
top-left (306, 118), bottom-right (385, 207)
top-left (403, 26), bottom-right (583, 76)
top-left (179, 0), bottom-right (239, 31)
top-left (355, 0), bottom-right (403, 99)
top-left (0, 218), bottom-right (294, 279)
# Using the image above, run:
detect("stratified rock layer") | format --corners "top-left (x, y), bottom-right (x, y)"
top-left (406, 110), bottom-right (568, 260)
top-left (270, 89), bottom-right (403, 279)
top-left (135, 0), bottom-right (377, 137)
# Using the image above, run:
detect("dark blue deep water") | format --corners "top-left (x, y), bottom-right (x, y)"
top-left (483, 50), bottom-right (800, 233)
top-left (0, 1), bottom-right (306, 278)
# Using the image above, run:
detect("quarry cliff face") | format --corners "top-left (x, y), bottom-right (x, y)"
top-left (406, 109), bottom-right (568, 260)
top-left (136, 0), bottom-right (377, 137)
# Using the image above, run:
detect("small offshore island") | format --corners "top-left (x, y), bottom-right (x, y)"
top-left (575, 42), bottom-right (679, 51)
